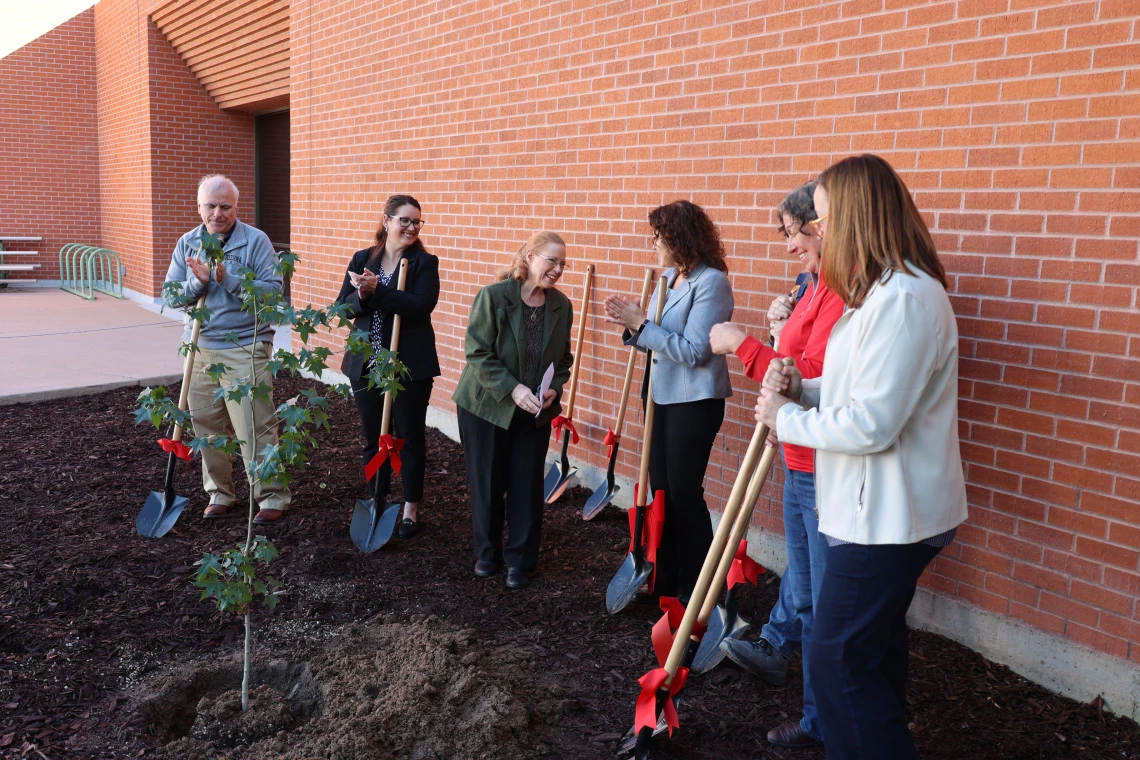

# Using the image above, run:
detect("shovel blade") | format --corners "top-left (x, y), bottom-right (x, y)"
top-left (350, 498), bottom-right (401, 553)
top-left (617, 697), bottom-right (679, 756)
top-left (543, 462), bottom-right (578, 504)
top-left (582, 480), bottom-right (619, 520)
top-left (136, 490), bottom-right (189, 539)
top-left (606, 552), bottom-right (654, 614)
top-left (691, 605), bottom-right (750, 674)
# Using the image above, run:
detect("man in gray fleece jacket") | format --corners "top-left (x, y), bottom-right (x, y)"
top-left (163, 174), bottom-right (291, 523)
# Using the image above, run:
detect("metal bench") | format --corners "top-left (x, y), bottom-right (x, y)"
top-left (0, 236), bottom-right (43, 288)
top-left (59, 244), bottom-right (125, 300)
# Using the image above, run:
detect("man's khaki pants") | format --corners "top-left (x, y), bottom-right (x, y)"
top-left (188, 341), bottom-right (291, 512)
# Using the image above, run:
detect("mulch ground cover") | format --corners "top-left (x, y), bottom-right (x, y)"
top-left (0, 376), bottom-right (1137, 759)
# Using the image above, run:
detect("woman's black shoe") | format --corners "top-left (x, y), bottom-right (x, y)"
top-left (474, 559), bottom-right (501, 577)
top-left (398, 518), bottom-right (418, 538)
top-left (506, 567), bottom-right (530, 589)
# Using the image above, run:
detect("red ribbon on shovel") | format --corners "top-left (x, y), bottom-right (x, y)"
top-left (364, 434), bottom-right (404, 480)
top-left (651, 597), bottom-right (707, 667)
top-left (603, 428), bottom-right (620, 458)
top-left (726, 539), bottom-right (765, 590)
top-left (634, 666), bottom-right (689, 736)
top-left (551, 415), bottom-right (579, 444)
top-left (627, 485), bottom-right (667, 591)
top-left (157, 438), bottom-right (192, 462)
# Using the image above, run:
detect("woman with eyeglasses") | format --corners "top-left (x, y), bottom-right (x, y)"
top-left (756, 155), bottom-right (967, 759)
top-left (602, 200), bottom-right (734, 603)
top-left (452, 232), bottom-right (575, 589)
top-left (705, 181), bottom-right (846, 750)
top-left (336, 194), bottom-right (440, 539)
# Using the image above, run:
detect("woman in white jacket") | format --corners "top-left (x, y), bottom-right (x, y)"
top-left (756, 154), bottom-right (967, 760)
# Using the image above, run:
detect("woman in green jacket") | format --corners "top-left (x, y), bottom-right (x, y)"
top-left (452, 231), bottom-right (575, 589)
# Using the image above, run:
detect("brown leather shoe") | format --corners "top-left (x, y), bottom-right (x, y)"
top-left (203, 503), bottom-right (228, 519)
top-left (253, 508), bottom-right (285, 524)
top-left (767, 720), bottom-right (822, 748)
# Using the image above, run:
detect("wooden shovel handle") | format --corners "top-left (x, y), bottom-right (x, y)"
top-left (380, 258), bottom-right (410, 438)
top-left (613, 269), bottom-right (655, 436)
top-left (697, 358), bottom-right (795, 624)
top-left (634, 275), bottom-right (669, 508)
top-left (562, 264), bottom-right (595, 418)
top-left (171, 295), bottom-right (206, 441)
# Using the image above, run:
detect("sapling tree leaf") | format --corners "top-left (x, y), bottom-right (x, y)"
top-left (205, 362), bottom-right (232, 383)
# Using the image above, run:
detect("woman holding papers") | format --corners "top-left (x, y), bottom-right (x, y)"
top-left (452, 232), bottom-right (575, 589)
top-left (603, 200), bottom-right (734, 602)
top-left (336, 194), bottom-right (440, 539)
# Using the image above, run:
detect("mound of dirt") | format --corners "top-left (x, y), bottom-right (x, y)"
top-left (151, 615), bottom-right (535, 759)
top-left (190, 684), bottom-right (300, 748)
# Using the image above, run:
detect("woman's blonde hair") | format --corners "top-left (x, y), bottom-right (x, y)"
top-left (498, 231), bottom-right (566, 282)
top-left (818, 154), bottom-right (947, 309)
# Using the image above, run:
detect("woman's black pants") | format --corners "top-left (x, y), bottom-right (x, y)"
top-left (352, 376), bottom-right (434, 503)
top-left (457, 406), bottom-right (551, 573)
top-left (647, 396), bottom-right (726, 599)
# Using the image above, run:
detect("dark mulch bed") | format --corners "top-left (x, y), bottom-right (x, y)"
top-left (0, 377), bottom-right (1137, 758)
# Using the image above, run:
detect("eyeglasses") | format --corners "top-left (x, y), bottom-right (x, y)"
top-left (387, 216), bottom-right (425, 230)
top-left (200, 203), bottom-right (234, 212)
top-left (538, 254), bottom-right (570, 270)
top-left (807, 215), bottom-right (827, 236)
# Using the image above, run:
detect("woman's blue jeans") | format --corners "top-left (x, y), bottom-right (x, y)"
top-left (759, 467), bottom-right (830, 740)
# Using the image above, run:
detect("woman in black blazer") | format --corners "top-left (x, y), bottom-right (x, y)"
top-left (336, 194), bottom-right (441, 538)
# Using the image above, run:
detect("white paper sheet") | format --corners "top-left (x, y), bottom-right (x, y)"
top-left (536, 363), bottom-right (555, 417)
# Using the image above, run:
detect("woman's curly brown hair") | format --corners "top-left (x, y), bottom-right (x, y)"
top-left (648, 200), bottom-right (728, 277)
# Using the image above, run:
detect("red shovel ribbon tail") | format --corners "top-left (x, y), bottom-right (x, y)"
top-left (634, 667), bottom-right (690, 736)
top-left (603, 428), bottom-right (620, 459)
top-left (364, 434), bottom-right (405, 480)
top-left (645, 489), bottom-right (666, 591)
top-left (726, 539), bottom-right (765, 590)
top-left (551, 415), bottom-right (580, 444)
top-left (651, 597), bottom-right (708, 667)
top-left (157, 438), bottom-right (193, 462)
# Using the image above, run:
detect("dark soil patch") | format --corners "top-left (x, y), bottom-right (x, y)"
top-left (0, 377), bottom-right (1137, 759)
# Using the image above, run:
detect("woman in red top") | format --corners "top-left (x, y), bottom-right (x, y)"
top-left (708, 181), bottom-right (845, 750)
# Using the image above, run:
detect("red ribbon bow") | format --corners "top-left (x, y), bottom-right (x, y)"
top-left (551, 415), bottom-right (579, 444)
top-left (603, 428), bottom-right (620, 459)
top-left (157, 438), bottom-right (192, 462)
top-left (726, 539), bottom-right (765, 590)
top-left (364, 434), bottom-right (404, 480)
top-left (634, 666), bottom-right (690, 736)
top-left (651, 597), bottom-right (707, 668)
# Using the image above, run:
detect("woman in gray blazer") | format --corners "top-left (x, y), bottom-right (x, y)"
top-left (604, 200), bottom-right (734, 601)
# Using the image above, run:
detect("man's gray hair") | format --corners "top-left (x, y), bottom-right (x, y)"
top-left (198, 174), bottom-right (240, 202)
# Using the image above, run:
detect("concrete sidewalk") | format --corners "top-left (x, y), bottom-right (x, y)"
top-left (0, 289), bottom-right (188, 405)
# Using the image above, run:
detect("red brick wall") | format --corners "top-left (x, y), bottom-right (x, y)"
top-left (0, 9), bottom-right (100, 282)
top-left (289, 0), bottom-right (1140, 663)
top-left (147, 17), bottom-right (255, 295)
top-left (94, 0), bottom-right (255, 296)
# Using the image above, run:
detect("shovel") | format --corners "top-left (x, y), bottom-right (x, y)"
top-left (136, 295), bottom-right (205, 538)
top-left (350, 259), bottom-right (409, 553)
top-left (543, 264), bottom-right (595, 504)
top-left (583, 268), bottom-right (654, 520)
top-left (605, 275), bottom-right (669, 614)
top-left (690, 446), bottom-right (774, 673)
top-left (620, 360), bottom-right (793, 758)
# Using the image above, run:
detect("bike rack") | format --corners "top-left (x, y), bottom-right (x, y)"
top-left (59, 244), bottom-right (125, 300)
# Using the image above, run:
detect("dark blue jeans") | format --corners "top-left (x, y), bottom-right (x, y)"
top-left (759, 467), bottom-right (829, 740)
top-left (809, 540), bottom-right (942, 760)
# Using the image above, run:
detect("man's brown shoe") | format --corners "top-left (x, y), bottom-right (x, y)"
top-left (766, 721), bottom-right (822, 748)
top-left (253, 508), bottom-right (285, 524)
top-left (203, 503), bottom-right (228, 519)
